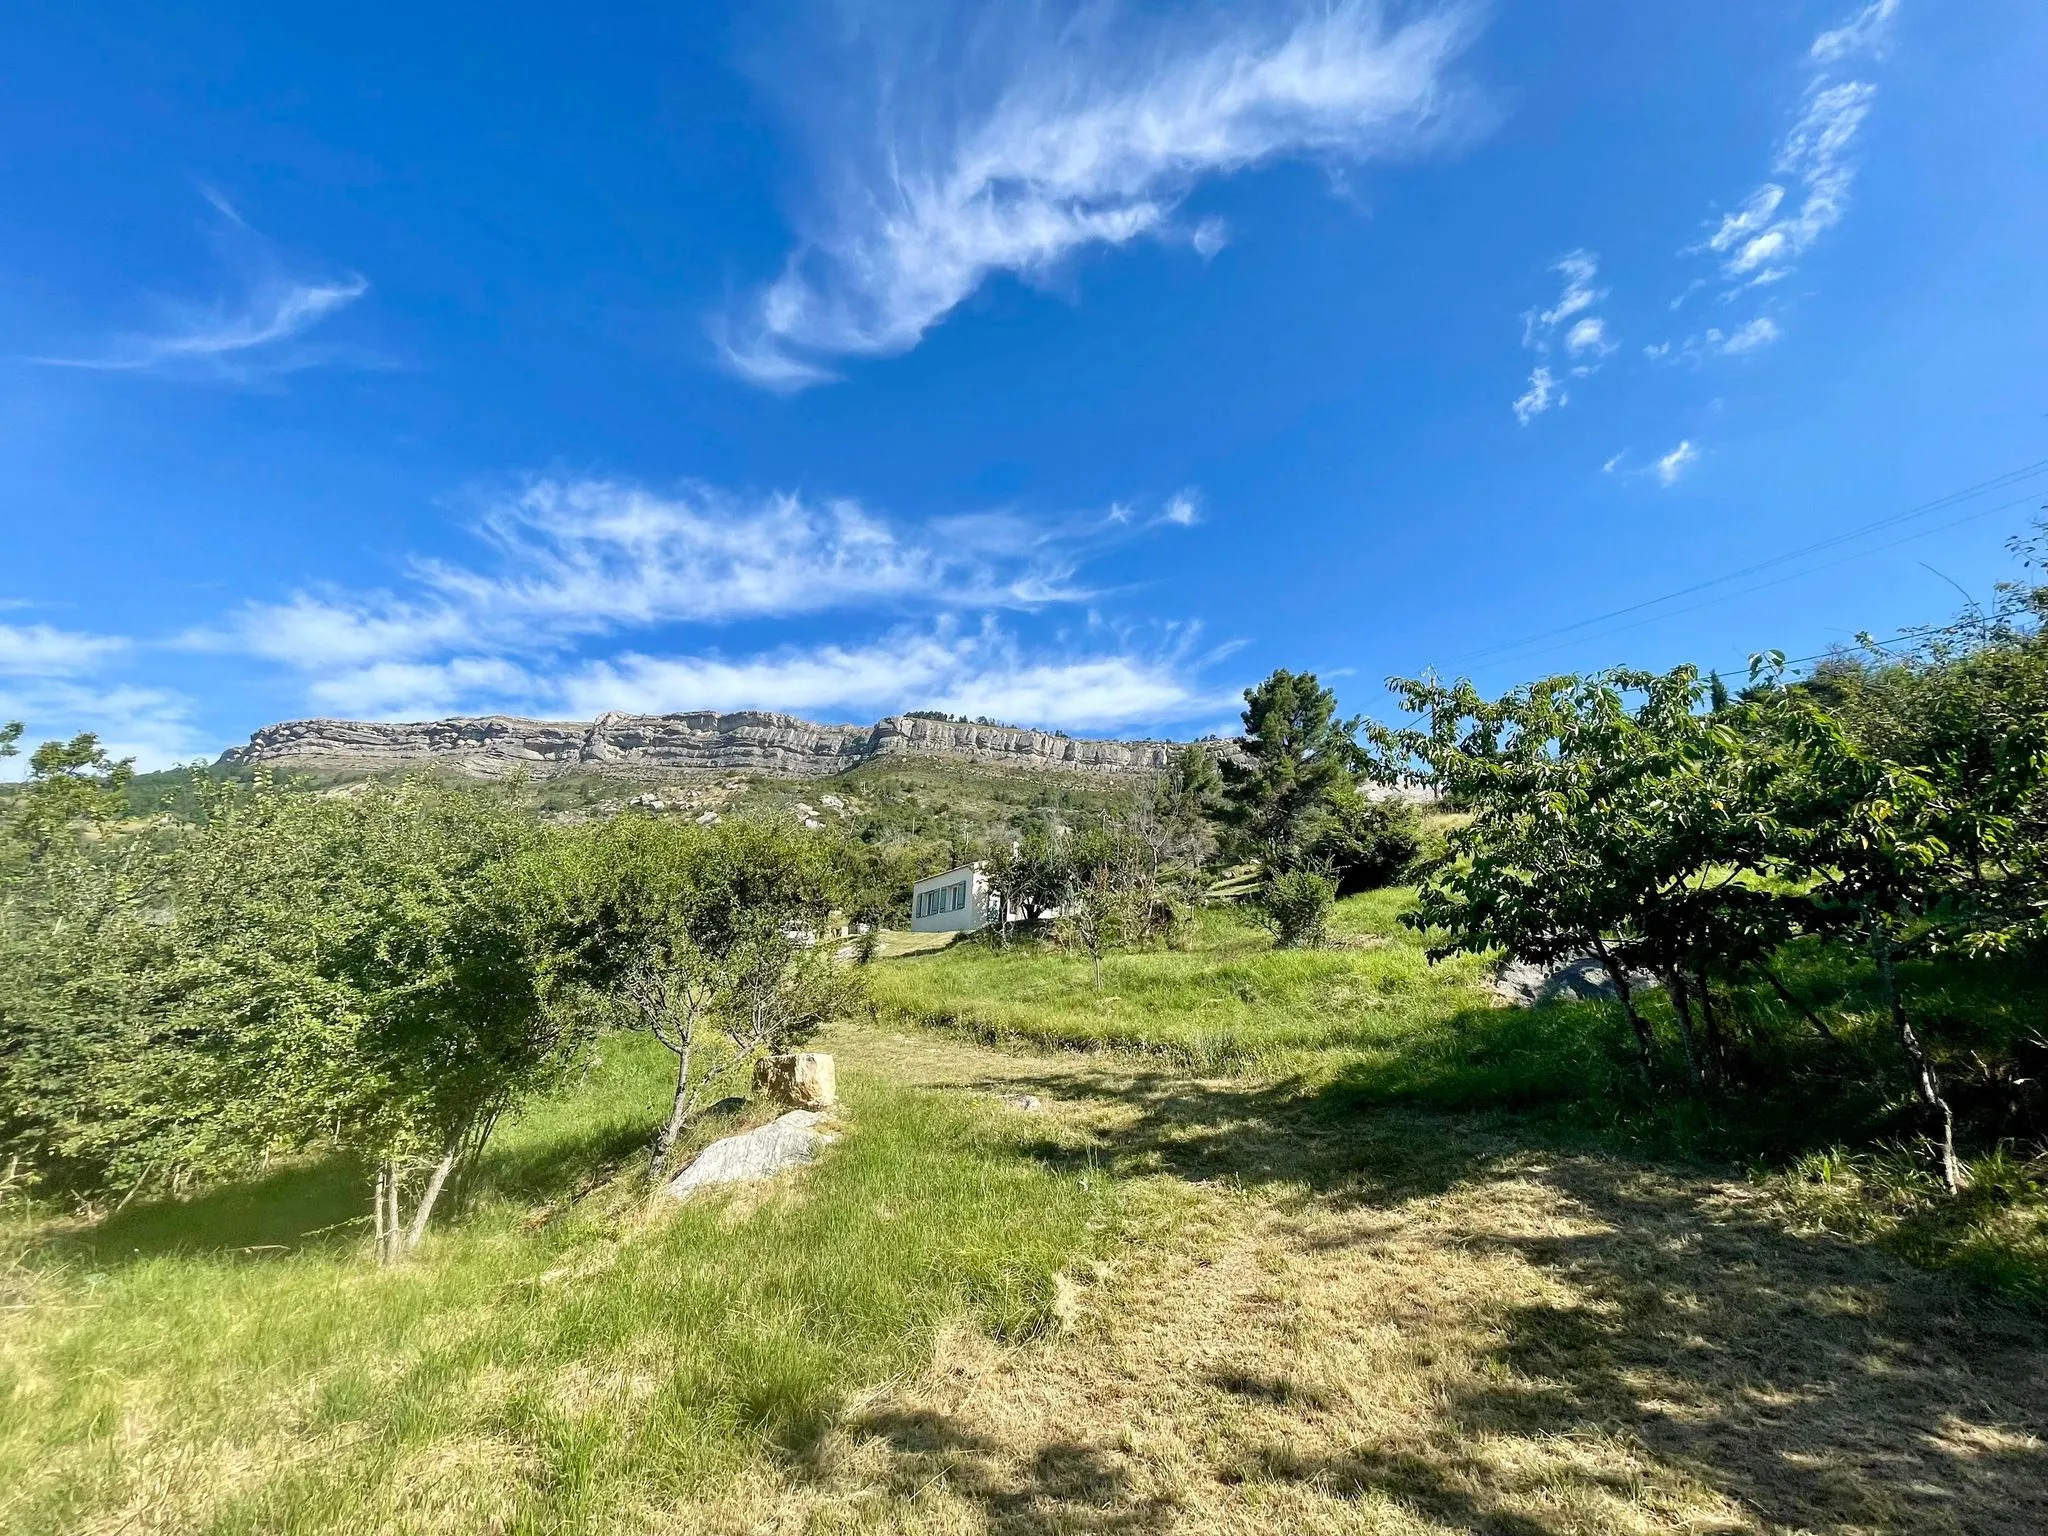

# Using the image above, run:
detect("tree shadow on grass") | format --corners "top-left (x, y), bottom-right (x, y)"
top-left (43, 1154), bottom-right (370, 1268)
top-left (866, 1049), bottom-right (2048, 1533)
top-left (847, 1408), bottom-right (1177, 1535)
top-left (1439, 1155), bottom-right (2048, 1535)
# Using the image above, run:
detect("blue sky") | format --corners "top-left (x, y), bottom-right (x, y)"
top-left (3, 0), bottom-right (2045, 769)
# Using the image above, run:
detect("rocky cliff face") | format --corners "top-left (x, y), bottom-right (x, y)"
top-left (220, 710), bottom-right (1182, 781)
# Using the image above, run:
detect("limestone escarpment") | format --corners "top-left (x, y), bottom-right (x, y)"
top-left (219, 710), bottom-right (1182, 781)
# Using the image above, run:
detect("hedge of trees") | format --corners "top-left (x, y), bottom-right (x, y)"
top-left (0, 749), bottom-right (862, 1259)
top-left (1372, 527), bottom-right (2048, 1191)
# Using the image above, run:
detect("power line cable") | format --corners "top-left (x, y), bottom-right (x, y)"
top-left (1444, 456), bottom-right (2048, 669)
top-left (1460, 486), bottom-right (2044, 678)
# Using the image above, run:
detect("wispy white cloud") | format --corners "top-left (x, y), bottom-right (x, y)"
top-left (1564, 317), bottom-right (1614, 358)
top-left (1515, 250), bottom-right (1609, 420)
top-left (560, 621), bottom-right (1219, 732)
top-left (1647, 314), bottom-right (1783, 364)
top-left (263, 619), bottom-right (1217, 734)
top-left (1810, 0), bottom-right (1900, 64)
top-left (32, 191), bottom-right (367, 381)
top-left (1511, 365), bottom-right (1562, 426)
top-left (0, 622), bottom-right (201, 772)
top-left (1522, 250), bottom-right (1603, 347)
top-left (211, 477), bottom-right (1222, 733)
top-left (721, 1), bottom-right (1482, 388)
top-left (1654, 440), bottom-right (1699, 486)
top-left (0, 622), bottom-right (131, 678)
top-left (1710, 316), bottom-right (1780, 355)
top-left (212, 479), bottom-right (1101, 676)
top-left (1692, 5), bottom-right (1895, 299)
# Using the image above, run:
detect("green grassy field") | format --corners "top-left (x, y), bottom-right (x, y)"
top-left (870, 891), bottom-right (2048, 1309)
top-left (8, 886), bottom-right (2047, 1532)
top-left (866, 891), bottom-right (1511, 1077)
top-left (0, 1035), bottom-right (1115, 1535)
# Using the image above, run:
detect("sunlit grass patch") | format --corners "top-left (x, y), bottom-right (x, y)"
top-left (0, 1033), bottom-right (1116, 1534)
top-left (866, 894), bottom-right (1498, 1076)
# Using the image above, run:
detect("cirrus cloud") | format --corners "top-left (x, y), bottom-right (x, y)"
top-left (720, 1), bottom-right (1484, 388)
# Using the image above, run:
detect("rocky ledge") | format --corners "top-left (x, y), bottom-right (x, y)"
top-left (220, 710), bottom-right (1182, 781)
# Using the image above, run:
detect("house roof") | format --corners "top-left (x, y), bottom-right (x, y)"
top-left (911, 863), bottom-right (979, 889)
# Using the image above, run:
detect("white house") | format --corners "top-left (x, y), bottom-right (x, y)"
top-left (910, 863), bottom-right (998, 935)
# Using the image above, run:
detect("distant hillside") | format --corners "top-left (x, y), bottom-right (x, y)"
top-left (219, 709), bottom-right (1186, 782)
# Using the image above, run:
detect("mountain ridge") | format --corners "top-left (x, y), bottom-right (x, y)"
top-left (220, 709), bottom-right (1185, 781)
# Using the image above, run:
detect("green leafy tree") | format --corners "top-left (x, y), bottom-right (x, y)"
top-left (0, 772), bottom-right (587, 1255)
top-left (1221, 670), bottom-right (1363, 867)
top-left (986, 817), bottom-right (1071, 926)
top-left (1304, 788), bottom-right (1424, 895)
top-left (1058, 825), bottom-right (1147, 988)
top-left (566, 816), bottom-right (853, 1179)
top-left (1257, 866), bottom-right (1338, 950)
top-left (4, 732), bottom-right (134, 865)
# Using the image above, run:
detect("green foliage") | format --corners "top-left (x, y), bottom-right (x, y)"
top-left (1371, 530), bottom-right (2048, 1192)
top-left (0, 771), bottom-right (592, 1252)
top-left (556, 814), bottom-right (859, 1175)
top-left (985, 815), bottom-right (1072, 922)
top-left (1256, 866), bottom-right (1338, 949)
top-left (1304, 789), bottom-right (1424, 894)
top-left (1220, 669), bottom-right (1363, 865)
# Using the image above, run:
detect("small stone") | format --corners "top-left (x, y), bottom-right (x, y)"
top-left (819, 795), bottom-right (845, 810)
top-left (753, 1052), bottom-right (838, 1110)
top-left (1005, 1094), bottom-right (1043, 1112)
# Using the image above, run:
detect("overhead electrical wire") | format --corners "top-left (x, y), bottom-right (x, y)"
top-left (1464, 486), bottom-right (2046, 679)
top-left (1441, 456), bottom-right (2048, 673)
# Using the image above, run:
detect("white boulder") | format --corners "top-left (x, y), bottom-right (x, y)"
top-left (665, 1110), bottom-right (839, 1200)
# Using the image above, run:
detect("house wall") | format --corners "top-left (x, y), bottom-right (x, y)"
top-left (910, 866), bottom-right (994, 934)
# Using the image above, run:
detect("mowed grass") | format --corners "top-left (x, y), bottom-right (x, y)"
top-left (866, 892), bottom-right (1566, 1085)
top-left (0, 1034), bottom-right (1115, 1535)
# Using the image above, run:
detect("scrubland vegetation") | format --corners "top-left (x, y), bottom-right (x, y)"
top-left (4, 526), bottom-right (2048, 1531)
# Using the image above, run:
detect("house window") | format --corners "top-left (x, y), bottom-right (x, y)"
top-left (951, 882), bottom-right (966, 910)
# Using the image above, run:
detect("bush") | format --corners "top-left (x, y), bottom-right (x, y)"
top-left (1307, 793), bottom-right (1424, 895)
top-left (1258, 868), bottom-right (1337, 949)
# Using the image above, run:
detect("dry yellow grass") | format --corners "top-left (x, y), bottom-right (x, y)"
top-left (675, 1021), bottom-right (2048, 1535)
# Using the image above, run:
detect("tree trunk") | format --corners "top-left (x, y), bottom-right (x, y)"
top-left (1762, 964), bottom-right (1838, 1044)
top-left (1694, 969), bottom-right (1729, 1083)
top-left (1091, 944), bottom-right (1102, 991)
top-left (403, 1142), bottom-right (460, 1253)
top-left (373, 1162), bottom-right (391, 1265)
top-left (1873, 921), bottom-right (1965, 1195)
top-left (650, 1031), bottom-right (697, 1181)
top-left (1591, 936), bottom-right (1655, 1080)
top-left (1664, 970), bottom-right (1706, 1096)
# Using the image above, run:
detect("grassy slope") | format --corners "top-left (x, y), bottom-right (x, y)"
top-left (0, 1036), bottom-right (1114, 1535)
top-left (869, 890), bottom-right (2048, 1309)
top-left (866, 892), bottom-right (1600, 1093)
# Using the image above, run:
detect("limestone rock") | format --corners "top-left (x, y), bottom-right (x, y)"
top-left (1494, 955), bottom-right (1659, 1007)
top-left (665, 1111), bottom-right (838, 1200)
top-left (752, 1052), bottom-right (837, 1109)
top-left (219, 708), bottom-right (1186, 782)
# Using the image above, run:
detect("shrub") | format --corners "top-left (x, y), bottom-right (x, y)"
top-left (1258, 867), bottom-right (1337, 949)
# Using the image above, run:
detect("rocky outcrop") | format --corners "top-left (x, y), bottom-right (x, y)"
top-left (220, 710), bottom-right (1183, 781)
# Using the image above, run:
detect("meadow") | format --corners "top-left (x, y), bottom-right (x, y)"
top-left (6, 889), bottom-right (2048, 1533)
top-left (0, 1037), bottom-right (1114, 1534)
